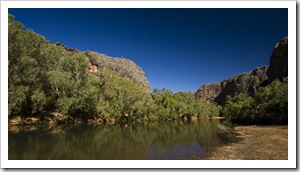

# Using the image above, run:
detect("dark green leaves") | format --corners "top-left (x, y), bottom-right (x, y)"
top-left (222, 78), bottom-right (288, 125)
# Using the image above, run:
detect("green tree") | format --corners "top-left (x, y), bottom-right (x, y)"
top-left (8, 14), bottom-right (49, 116)
top-left (247, 75), bottom-right (260, 94)
top-left (222, 93), bottom-right (254, 124)
top-left (197, 100), bottom-right (221, 118)
top-left (95, 69), bottom-right (154, 122)
top-left (222, 78), bottom-right (288, 125)
top-left (48, 53), bottom-right (99, 119)
top-left (253, 78), bottom-right (288, 124)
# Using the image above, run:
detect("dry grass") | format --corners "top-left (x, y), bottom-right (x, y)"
top-left (206, 125), bottom-right (288, 160)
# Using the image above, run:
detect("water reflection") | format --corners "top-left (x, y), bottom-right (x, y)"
top-left (9, 120), bottom-right (226, 160)
top-left (147, 143), bottom-right (206, 160)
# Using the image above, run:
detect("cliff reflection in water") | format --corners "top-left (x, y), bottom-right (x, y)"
top-left (9, 120), bottom-right (226, 160)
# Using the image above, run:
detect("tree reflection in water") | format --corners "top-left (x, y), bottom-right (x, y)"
top-left (9, 120), bottom-right (227, 160)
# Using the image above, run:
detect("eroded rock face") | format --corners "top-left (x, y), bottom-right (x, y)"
top-left (267, 36), bottom-right (288, 82)
top-left (55, 43), bottom-right (150, 91)
top-left (195, 66), bottom-right (268, 105)
top-left (196, 37), bottom-right (288, 105)
top-left (85, 51), bottom-right (150, 91)
top-left (195, 82), bottom-right (222, 102)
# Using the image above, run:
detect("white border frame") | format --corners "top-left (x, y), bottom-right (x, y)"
top-left (1, 0), bottom-right (296, 169)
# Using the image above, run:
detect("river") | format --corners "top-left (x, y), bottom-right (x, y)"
top-left (9, 119), bottom-right (228, 160)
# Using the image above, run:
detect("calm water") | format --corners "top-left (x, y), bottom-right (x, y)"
top-left (9, 120), bottom-right (227, 160)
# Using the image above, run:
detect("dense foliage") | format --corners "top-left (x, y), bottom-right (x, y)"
top-left (8, 14), bottom-right (221, 124)
top-left (222, 78), bottom-right (288, 125)
top-left (151, 88), bottom-right (221, 121)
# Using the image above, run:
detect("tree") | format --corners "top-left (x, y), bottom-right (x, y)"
top-left (48, 53), bottom-right (99, 119)
top-left (197, 100), bottom-right (221, 118)
top-left (8, 14), bottom-right (48, 116)
top-left (247, 75), bottom-right (260, 94)
top-left (222, 78), bottom-right (288, 125)
top-left (253, 78), bottom-right (288, 124)
top-left (95, 69), bottom-right (155, 122)
top-left (222, 93), bottom-right (254, 124)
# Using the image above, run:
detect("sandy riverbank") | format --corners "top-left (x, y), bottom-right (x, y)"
top-left (206, 125), bottom-right (288, 160)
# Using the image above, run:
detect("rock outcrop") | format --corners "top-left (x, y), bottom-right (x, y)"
top-left (196, 36), bottom-right (288, 105)
top-left (55, 43), bottom-right (150, 91)
top-left (85, 51), bottom-right (150, 91)
top-left (195, 82), bottom-right (222, 102)
top-left (196, 66), bottom-right (268, 105)
top-left (267, 36), bottom-right (288, 82)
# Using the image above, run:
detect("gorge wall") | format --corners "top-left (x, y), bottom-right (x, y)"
top-left (196, 36), bottom-right (288, 105)
top-left (267, 36), bottom-right (288, 82)
top-left (195, 66), bottom-right (268, 105)
top-left (55, 43), bottom-right (151, 91)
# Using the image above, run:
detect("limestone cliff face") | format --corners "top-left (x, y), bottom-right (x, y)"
top-left (196, 36), bottom-right (288, 105)
top-left (55, 43), bottom-right (150, 91)
top-left (267, 36), bottom-right (288, 82)
top-left (195, 66), bottom-right (268, 105)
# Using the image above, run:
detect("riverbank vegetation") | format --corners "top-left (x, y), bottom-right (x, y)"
top-left (221, 77), bottom-right (288, 125)
top-left (8, 14), bottom-right (221, 125)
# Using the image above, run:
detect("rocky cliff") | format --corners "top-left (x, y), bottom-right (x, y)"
top-left (196, 36), bottom-right (288, 105)
top-left (55, 43), bottom-right (150, 91)
top-left (267, 36), bottom-right (288, 82)
top-left (195, 66), bottom-right (268, 105)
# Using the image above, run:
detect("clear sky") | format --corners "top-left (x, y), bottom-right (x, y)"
top-left (8, 8), bottom-right (288, 93)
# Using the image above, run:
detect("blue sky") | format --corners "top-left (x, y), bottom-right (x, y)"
top-left (8, 8), bottom-right (288, 92)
